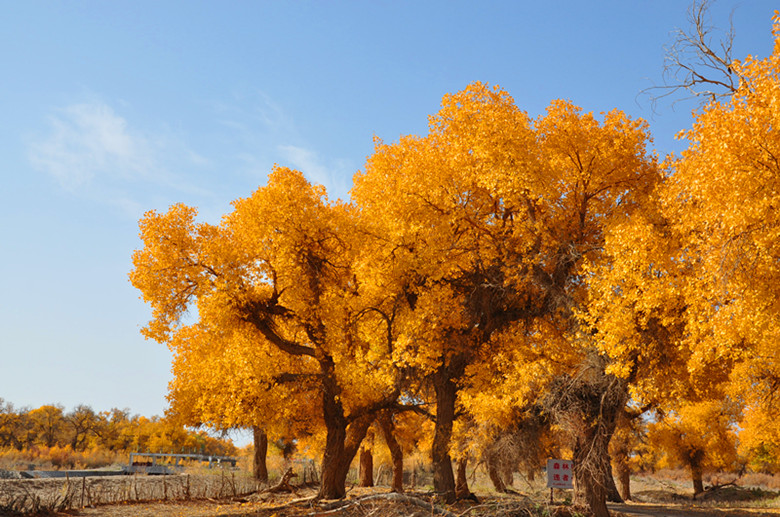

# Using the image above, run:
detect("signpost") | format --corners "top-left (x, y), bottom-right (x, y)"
top-left (546, 458), bottom-right (573, 503)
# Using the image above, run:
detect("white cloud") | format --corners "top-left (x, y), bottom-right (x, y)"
top-left (214, 89), bottom-right (295, 138)
top-left (29, 102), bottom-right (156, 190)
top-left (28, 100), bottom-right (211, 215)
top-left (206, 90), bottom-right (357, 200)
top-left (278, 145), bottom-right (330, 185)
top-left (277, 144), bottom-right (353, 199)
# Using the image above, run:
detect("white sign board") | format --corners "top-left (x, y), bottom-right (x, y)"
top-left (546, 459), bottom-right (573, 489)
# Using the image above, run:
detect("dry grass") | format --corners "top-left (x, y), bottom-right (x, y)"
top-left (0, 445), bottom-right (125, 471)
top-left (5, 464), bottom-right (780, 516)
top-left (0, 469), bottom-right (258, 515)
top-left (627, 470), bottom-right (780, 511)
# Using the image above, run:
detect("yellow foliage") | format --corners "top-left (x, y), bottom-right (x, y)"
top-left (647, 400), bottom-right (739, 473)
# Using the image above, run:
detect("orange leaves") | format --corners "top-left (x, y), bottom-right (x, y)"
top-left (657, 14), bottom-right (780, 415)
top-left (130, 204), bottom-right (214, 343)
top-left (132, 165), bottom-right (405, 444)
top-left (353, 82), bottom-right (660, 418)
top-left (647, 400), bottom-right (739, 473)
top-left (536, 101), bottom-right (658, 254)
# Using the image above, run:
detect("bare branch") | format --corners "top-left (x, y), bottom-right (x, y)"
top-left (642, 0), bottom-right (742, 110)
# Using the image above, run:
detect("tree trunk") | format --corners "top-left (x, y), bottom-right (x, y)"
top-left (606, 466), bottom-right (623, 503)
top-left (487, 456), bottom-right (507, 493)
top-left (455, 456), bottom-right (470, 499)
top-left (502, 463), bottom-right (514, 488)
top-left (253, 426), bottom-right (269, 484)
top-left (690, 451), bottom-right (705, 497)
top-left (319, 419), bottom-right (347, 499)
top-left (319, 414), bottom-right (373, 499)
top-left (573, 429), bottom-right (613, 517)
top-left (568, 378), bottom-right (627, 517)
top-left (613, 454), bottom-right (631, 501)
top-left (432, 368), bottom-right (458, 503)
top-left (278, 438), bottom-right (296, 461)
top-left (318, 356), bottom-right (375, 500)
top-left (359, 447), bottom-right (374, 487)
top-left (378, 412), bottom-right (404, 493)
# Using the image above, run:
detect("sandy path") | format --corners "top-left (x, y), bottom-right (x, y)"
top-left (611, 502), bottom-right (780, 517)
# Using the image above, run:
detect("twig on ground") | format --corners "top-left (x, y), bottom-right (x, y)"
top-left (311, 492), bottom-right (459, 517)
top-left (262, 467), bottom-right (299, 494)
top-left (258, 495), bottom-right (318, 512)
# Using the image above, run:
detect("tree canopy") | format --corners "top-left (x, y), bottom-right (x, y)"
top-left (130, 12), bottom-right (780, 514)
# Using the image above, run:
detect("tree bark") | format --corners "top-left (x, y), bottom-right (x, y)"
top-left (486, 455), bottom-right (507, 493)
top-left (567, 376), bottom-right (627, 517)
top-left (318, 415), bottom-right (347, 499)
top-left (573, 427), bottom-right (613, 517)
top-left (455, 457), bottom-right (470, 499)
top-left (319, 412), bottom-right (373, 499)
top-left (690, 451), bottom-right (705, 497)
top-left (378, 412), bottom-right (404, 493)
top-left (253, 426), bottom-right (269, 484)
top-left (502, 464), bottom-right (514, 488)
top-left (613, 454), bottom-right (631, 501)
top-left (359, 447), bottom-right (374, 487)
top-left (432, 367), bottom-right (458, 503)
top-left (319, 397), bottom-right (348, 499)
top-left (606, 466), bottom-right (623, 503)
top-left (318, 357), bottom-right (374, 500)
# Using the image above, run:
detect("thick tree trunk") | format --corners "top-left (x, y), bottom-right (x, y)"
top-left (569, 380), bottom-right (627, 517)
top-left (502, 465), bottom-right (514, 488)
top-left (319, 414), bottom-right (373, 499)
top-left (319, 409), bottom-right (373, 499)
top-left (690, 451), bottom-right (705, 497)
top-left (318, 355), bottom-right (375, 500)
top-left (573, 429), bottom-right (613, 517)
top-left (359, 447), bottom-right (374, 487)
top-left (319, 412), bottom-right (348, 499)
top-left (606, 466), bottom-right (623, 503)
top-left (613, 454), bottom-right (631, 501)
top-left (548, 358), bottom-right (628, 517)
top-left (432, 368), bottom-right (458, 503)
top-left (378, 412), bottom-right (404, 493)
top-left (572, 422), bottom-right (625, 514)
top-left (253, 426), bottom-right (269, 484)
top-left (486, 455), bottom-right (507, 493)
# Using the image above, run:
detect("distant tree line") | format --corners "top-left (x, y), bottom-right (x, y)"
top-left (0, 399), bottom-right (236, 462)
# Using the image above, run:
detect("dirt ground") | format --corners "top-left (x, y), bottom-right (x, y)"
top-left (6, 472), bottom-right (780, 517)
top-left (62, 491), bottom-right (780, 517)
top-left (610, 504), bottom-right (780, 517)
top-left (34, 486), bottom-right (533, 517)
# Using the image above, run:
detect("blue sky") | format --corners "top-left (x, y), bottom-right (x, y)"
top-left (1, 1), bottom-right (776, 428)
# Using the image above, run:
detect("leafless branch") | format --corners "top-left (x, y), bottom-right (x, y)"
top-left (642, 0), bottom-right (742, 111)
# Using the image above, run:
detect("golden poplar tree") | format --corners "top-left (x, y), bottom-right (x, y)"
top-left (587, 11), bottom-right (780, 492)
top-left (131, 167), bottom-right (401, 499)
top-left (665, 12), bottom-right (780, 412)
top-left (647, 400), bottom-right (739, 496)
top-left (354, 82), bottom-right (658, 512)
